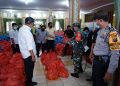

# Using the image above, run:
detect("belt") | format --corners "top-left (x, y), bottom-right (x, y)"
top-left (94, 55), bottom-right (110, 63)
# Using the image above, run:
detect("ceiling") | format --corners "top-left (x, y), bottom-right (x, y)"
top-left (0, 0), bottom-right (114, 12)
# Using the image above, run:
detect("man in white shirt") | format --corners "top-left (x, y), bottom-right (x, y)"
top-left (9, 23), bottom-right (20, 54)
top-left (46, 22), bottom-right (55, 52)
top-left (18, 17), bottom-right (37, 86)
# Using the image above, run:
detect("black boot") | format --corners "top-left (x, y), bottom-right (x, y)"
top-left (79, 66), bottom-right (83, 73)
top-left (71, 73), bottom-right (79, 78)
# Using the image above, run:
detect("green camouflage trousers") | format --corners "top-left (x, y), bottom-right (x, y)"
top-left (68, 39), bottom-right (84, 73)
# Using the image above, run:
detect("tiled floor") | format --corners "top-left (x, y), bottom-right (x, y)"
top-left (33, 56), bottom-right (92, 86)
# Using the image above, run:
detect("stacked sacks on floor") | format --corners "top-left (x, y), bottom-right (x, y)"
top-left (55, 36), bottom-right (73, 56)
top-left (0, 34), bottom-right (10, 41)
top-left (55, 36), bottom-right (64, 45)
top-left (55, 44), bottom-right (65, 56)
top-left (0, 40), bottom-right (26, 86)
top-left (0, 40), bottom-right (12, 53)
top-left (40, 51), bottom-right (69, 80)
top-left (0, 53), bottom-right (26, 86)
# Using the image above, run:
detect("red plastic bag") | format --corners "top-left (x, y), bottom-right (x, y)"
top-left (46, 69), bottom-right (59, 80)
top-left (75, 32), bottom-right (82, 42)
top-left (58, 68), bottom-right (69, 78)
top-left (49, 51), bottom-right (57, 60)
top-left (55, 44), bottom-right (65, 55)
top-left (56, 58), bottom-right (69, 78)
top-left (41, 53), bottom-right (50, 66)
top-left (46, 60), bottom-right (59, 80)
top-left (0, 53), bottom-right (10, 67)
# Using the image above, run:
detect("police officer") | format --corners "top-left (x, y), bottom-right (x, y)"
top-left (69, 23), bottom-right (84, 78)
top-left (92, 12), bottom-right (120, 86)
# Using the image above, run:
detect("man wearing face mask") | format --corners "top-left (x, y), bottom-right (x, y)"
top-left (46, 22), bottom-right (55, 52)
top-left (83, 27), bottom-right (93, 57)
top-left (92, 12), bottom-right (120, 86)
top-left (68, 23), bottom-right (84, 78)
top-left (9, 23), bottom-right (20, 54)
top-left (18, 17), bottom-right (37, 86)
top-left (35, 25), bottom-right (47, 57)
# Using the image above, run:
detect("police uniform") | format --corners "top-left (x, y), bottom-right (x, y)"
top-left (93, 26), bottom-right (120, 86)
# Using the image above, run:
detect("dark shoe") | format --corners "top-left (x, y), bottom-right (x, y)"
top-left (71, 73), bottom-right (79, 78)
top-left (71, 56), bottom-right (73, 59)
top-left (79, 67), bottom-right (83, 73)
top-left (32, 82), bottom-right (38, 85)
top-left (26, 83), bottom-right (34, 86)
top-left (86, 78), bottom-right (92, 81)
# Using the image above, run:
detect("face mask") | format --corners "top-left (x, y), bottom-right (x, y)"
top-left (41, 28), bottom-right (45, 31)
top-left (94, 22), bottom-right (100, 29)
top-left (13, 26), bottom-right (18, 30)
top-left (84, 32), bottom-right (89, 37)
top-left (49, 26), bottom-right (52, 28)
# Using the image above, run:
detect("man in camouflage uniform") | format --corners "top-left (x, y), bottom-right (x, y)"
top-left (68, 23), bottom-right (84, 78)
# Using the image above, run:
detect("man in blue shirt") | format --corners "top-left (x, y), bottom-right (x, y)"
top-left (36, 25), bottom-right (47, 57)
top-left (92, 12), bottom-right (120, 86)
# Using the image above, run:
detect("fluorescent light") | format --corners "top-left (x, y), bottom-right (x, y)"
top-left (25, 13), bottom-right (29, 17)
top-left (6, 9), bottom-right (15, 13)
top-left (19, 0), bottom-right (33, 5)
top-left (80, 11), bottom-right (92, 14)
top-left (113, 14), bottom-right (115, 17)
top-left (17, 13), bottom-right (21, 18)
top-left (43, 14), bottom-right (47, 18)
top-left (61, 0), bottom-right (69, 7)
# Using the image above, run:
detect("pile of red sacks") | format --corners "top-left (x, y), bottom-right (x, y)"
top-left (0, 53), bottom-right (26, 86)
top-left (41, 51), bottom-right (69, 80)
top-left (55, 43), bottom-right (72, 56)
top-left (0, 40), bottom-right (12, 53)
top-left (0, 41), bottom-right (26, 86)
top-left (55, 44), bottom-right (65, 56)
top-left (54, 31), bottom-right (64, 36)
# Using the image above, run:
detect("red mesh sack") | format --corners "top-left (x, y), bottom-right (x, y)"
top-left (66, 45), bottom-right (72, 55)
top-left (46, 61), bottom-right (59, 80)
top-left (41, 52), bottom-right (51, 66)
top-left (49, 51), bottom-right (57, 60)
top-left (0, 53), bottom-right (10, 67)
top-left (55, 44), bottom-right (65, 55)
top-left (58, 68), bottom-right (69, 78)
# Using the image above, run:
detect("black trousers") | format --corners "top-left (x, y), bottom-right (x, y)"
top-left (92, 57), bottom-right (109, 86)
top-left (46, 40), bottom-right (55, 52)
top-left (36, 43), bottom-right (46, 57)
top-left (63, 44), bottom-right (69, 56)
top-left (24, 56), bottom-right (35, 84)
top-left (11, 44), bottom-right (20, 54)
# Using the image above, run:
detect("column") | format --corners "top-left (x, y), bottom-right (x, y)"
top-left (113, 0), bottom-right (120, 86)
top-left (115, 0), bottom-right (120, 32)
top-left (69, 0), bottom-right (80, 25)
top-left (69, 0), bottom-right (73, 25)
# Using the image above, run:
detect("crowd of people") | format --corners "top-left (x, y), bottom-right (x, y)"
top-left (8, 11), bottom-right (120, 86)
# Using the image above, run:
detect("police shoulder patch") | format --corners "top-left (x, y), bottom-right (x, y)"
top-left (109, 31), bottom-right (120, 50)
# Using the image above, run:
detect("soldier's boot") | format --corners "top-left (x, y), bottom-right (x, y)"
top-left (71, 73), bottom-right (79, 78)
top-left (79, 66), bottom-right (83, 73)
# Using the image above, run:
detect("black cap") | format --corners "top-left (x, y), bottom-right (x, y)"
top-left (73, 23), bottom-right (80, 28)
top-left (25, 17), bottom-right (34, 24)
